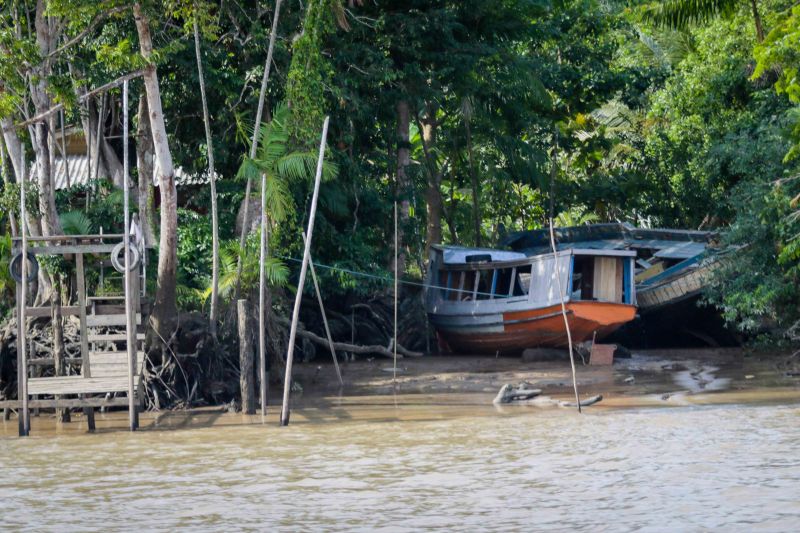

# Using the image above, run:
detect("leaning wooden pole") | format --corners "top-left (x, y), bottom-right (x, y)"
top-left (280, 116), bottom-right (329, 426)
top-left (18, 148), bottom-right (29, 436)
top-left (235, 0), bottom-right (283, 302)
top-left (549, 220), bottom-right (581, 413)
top-left (123, 80), bottom-right (137, 430)
top-left (303, 232), bottom-right (343, 386)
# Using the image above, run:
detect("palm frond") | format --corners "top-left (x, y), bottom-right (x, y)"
top-left (275, 152), bottom-right (339, 182)
top-left (642, 0), bottom-right (739, 30)
top-left (59, 210), bottom-right (94, 235)
top-left (264, 175), bottom-right (293, 223)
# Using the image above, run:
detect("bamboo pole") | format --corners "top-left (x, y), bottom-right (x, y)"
top-left (236, 0), bottom-right (283, 303)
top-left (303, 232), bottom-right (343, 386)
top-left (549, 219), bottom-right (581, 413)
top-left (193, 14), bottom-right (220, 339)
top-left (393, 201), bottom-right (398, 382)
top-left (259, 178), bottom-right (268, 420)
top-left (19, 148), bottom-right (29, 436)
top-left (123, 80), bottom-right (136, 431)
top-left (280, 116), bottom-right (329, 426)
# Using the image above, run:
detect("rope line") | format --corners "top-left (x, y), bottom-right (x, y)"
top-left (274, 254), bottom-right (531, 300)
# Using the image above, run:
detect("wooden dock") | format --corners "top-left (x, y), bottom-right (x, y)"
top-left (4, 234), bottom-right (147, 435)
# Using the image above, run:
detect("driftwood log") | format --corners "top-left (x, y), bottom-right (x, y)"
top-left (277, 316), bottom-right (423, 358)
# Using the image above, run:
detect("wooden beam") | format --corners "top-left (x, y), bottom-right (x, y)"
top-left (0, 397), bottom-right (134, 409)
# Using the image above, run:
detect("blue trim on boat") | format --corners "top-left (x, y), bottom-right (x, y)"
top-left (638, 253), bottom-right (704, 287)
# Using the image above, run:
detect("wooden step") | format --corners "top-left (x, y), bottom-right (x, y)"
top-left (88, 333), bottom-right (145, 343)
top-left (28, 375), bottom-right (141, 395)
top-left (88, 351), bottom-right (144, 378)
top-left (87, 313), bottom-right (142, 327)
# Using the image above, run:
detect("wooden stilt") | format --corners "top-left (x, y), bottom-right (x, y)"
top-left (76, 252), bottom-right (95, 431)
top-left (122, 80), bottom-right (136, 432)
top-left (280, 117), bottom-right (329, 426)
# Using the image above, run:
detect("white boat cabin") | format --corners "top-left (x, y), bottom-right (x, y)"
top-left (426, 245), bottom-right (637, 310)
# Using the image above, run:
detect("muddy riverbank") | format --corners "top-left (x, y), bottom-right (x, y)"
top-left (3, 347), bottom-right (799, 436)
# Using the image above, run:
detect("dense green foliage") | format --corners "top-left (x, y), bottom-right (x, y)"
top-left (1, 0), bottom-right (799, 339)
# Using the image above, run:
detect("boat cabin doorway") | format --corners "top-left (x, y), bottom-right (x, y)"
top-left (570, 253), bottom-right (633, 304)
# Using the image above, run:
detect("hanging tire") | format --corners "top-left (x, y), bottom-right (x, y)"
top-left (9, 251), bottom-right (39, 283)
top-left (111, 241), bottom-right (140, 273)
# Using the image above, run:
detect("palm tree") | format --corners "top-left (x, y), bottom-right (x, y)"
top-left (216, 104), bottom-right (338, 297)
top-left (644, 0), bottom-right (765, 42)
top-left (554, 207), bottom-right (600, 228)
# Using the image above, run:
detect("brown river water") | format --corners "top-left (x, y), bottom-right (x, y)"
top-left (2, 393), bottom-right (800, 531)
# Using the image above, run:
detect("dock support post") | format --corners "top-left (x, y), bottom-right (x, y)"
top-left (122, 79), bottom-right (136, 432)
top-left (280, 116), bottom-right (329, 427)
top-left (76, 253), bottom-right (95, 431)
top-left (18, 150), bottom-right (29, 437)
top-left (238, 299), bottom-right (255, 414)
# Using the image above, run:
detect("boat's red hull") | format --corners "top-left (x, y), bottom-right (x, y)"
top-left (435, 301), bottom-right (636, 354)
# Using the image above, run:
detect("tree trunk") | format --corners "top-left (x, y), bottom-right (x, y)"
top-left (134, 3), bottom-right (178, 335)
top-left (136, 95), bottom-right (157, 246)
top-left (193, 16), bottom-right (220, 338)
top-left (750, 0), bottom-right (765, 43)
top-left (395, 100), bottom-right (411, 275)
top-left (418, 104), bottom-right (443, 257)
top-left (465, 117), bottom-right (480, 247)
top-left (68, 63), bottom-right (125, 187)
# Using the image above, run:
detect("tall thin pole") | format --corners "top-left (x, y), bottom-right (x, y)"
top-left (123, 80), bottom-right (136, 430)
top-left (280, 116), bottom-right (329, 426)
top-left (258, 173), bottom-right (267, 421)
top-left (19, 147), bottom-right (29, 436)
top-left (235, 0), bottom-right (283, 302)
top-left (393, 201), bottom-right (398, 383)
top-left (193, 14), bottom-right (220, 339)
top-left (549, 220), bottom-right (581, 412)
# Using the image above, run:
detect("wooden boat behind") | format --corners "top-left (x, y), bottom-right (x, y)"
top-left (425, 246), bottom-right (637, 354)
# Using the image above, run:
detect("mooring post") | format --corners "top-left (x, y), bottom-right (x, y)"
top-left (393, 201), bottom-right (398, 383)
top-left (259, 169), bottom-right (267, 421)
top-left (238, 299), bottom-right (256, 414)
top-left (280, 116), bottom-right (330, 427)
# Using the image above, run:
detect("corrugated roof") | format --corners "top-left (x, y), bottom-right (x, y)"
top-left (31, 155), bottom-right (215, 190)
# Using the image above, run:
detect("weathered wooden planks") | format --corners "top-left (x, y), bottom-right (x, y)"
top-left (27, 375), bottom-right (142, 395)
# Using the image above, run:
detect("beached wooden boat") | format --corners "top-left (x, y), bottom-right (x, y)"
top-left (502, 223), bottom-right (720, 314)
top-left (425, 246), bottom-right (637, 354)
top-left (636, 253), bottom-right (720, 310)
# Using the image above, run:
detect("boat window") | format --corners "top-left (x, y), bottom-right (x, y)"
top-left (475, 270), bottom-right (492, 300)
top-left (515, 265), bottom-right (531, 295)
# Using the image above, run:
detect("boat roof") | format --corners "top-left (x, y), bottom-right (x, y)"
top-left (500, 223), bottom-right (717, 259)
top-left (433, 245), bottom-right (527, 265)
top-left (432, 244), bottom-right (635, 268)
